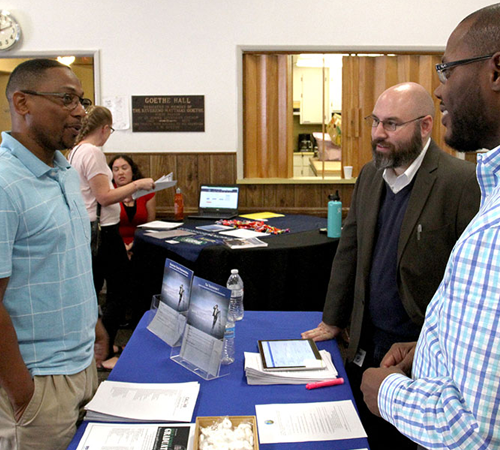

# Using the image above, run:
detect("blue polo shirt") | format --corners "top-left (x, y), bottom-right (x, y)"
top-left (0, 132), bottom-right (97, 376)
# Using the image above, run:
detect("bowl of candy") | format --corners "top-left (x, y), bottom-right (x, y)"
top-left (193, 415), bottom-right (259, 450)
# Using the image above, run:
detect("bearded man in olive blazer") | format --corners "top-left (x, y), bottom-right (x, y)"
top-left (302, 82), bottom-right (480, 450)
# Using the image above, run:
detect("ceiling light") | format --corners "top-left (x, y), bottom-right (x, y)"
top-left (57, 56), bottom-right (75, 66)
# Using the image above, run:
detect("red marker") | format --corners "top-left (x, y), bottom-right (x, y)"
top-left (306, 378), bottom-right (345, 390)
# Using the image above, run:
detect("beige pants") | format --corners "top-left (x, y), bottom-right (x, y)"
top-left (0, 361), bottom-right (97, 450)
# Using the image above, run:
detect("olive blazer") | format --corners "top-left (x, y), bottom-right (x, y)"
top-left (323, 140), bottom-right (481, 362)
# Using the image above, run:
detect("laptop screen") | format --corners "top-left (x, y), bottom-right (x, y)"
top-left (199, 185), bottom-right (239, 211)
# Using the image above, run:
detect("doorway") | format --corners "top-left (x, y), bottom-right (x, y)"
top-left (0, 55), bottom-right (96, 134)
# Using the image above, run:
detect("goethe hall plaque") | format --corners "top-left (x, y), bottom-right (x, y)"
top-left (132, 95), bottom-right (205, 132)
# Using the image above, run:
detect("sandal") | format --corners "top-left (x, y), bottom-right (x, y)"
top-left (101, 356), bottom-right (119, 371)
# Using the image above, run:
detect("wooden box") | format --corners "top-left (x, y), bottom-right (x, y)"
top-left (193, 415), bottom-right (259, 450)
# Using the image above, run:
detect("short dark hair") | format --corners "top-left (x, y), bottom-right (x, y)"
top-left (108, 154), bottom-right (145, 181)
top-left (6, 58), bottom-right (69, 101)
top-left (460, 3), bottom-right (500, 55)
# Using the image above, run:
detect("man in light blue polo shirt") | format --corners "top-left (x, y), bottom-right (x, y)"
top-left (0, 59), bottom-right (108, 450)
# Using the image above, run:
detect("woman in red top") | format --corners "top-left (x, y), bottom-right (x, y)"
top-left (109, 155), bottom-right (156, 257)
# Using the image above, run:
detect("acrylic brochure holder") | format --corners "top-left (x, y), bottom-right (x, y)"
top-left (148, 260), bottom-right (232, 380)
top-left (170, 276), bottom-right (233, 381)
top-left (170, 333), bottom-right (230, 381)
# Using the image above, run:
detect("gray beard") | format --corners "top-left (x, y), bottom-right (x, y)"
top-left (372, 128), bottom-right (423, 170)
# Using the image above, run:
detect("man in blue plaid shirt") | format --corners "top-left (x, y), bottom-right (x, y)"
top-left (361, 4), bottom-right (500, 449)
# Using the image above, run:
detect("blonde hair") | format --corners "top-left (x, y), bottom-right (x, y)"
top-left (75, 105), bottom-right (112, 145)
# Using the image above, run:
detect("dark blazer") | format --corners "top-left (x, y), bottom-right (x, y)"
top-left (323, 140), bottom-right (481, 362)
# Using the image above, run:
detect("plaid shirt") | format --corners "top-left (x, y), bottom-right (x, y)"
top-left (379, 144), bottom-right (500, 449)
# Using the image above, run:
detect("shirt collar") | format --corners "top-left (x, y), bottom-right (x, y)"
top-left (476, 143), bottom-right (500, 201)
top-left (1, 131), bottom-right (71, 177)
top-left (383, 138), bottom-right (431, 194)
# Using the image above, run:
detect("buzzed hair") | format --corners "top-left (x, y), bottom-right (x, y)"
top-left (6, 58), bottom-right (69, 101)
top-left (460, 3), bottom-right (500, 55)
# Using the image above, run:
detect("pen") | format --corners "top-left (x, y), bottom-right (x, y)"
top-left (417, 224), bottom-right (422, 241)
top-left (306, 378), bottom-right (345, 390)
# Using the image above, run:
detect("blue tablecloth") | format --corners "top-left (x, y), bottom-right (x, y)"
top-left (67, 311), bottom-right (369, 450)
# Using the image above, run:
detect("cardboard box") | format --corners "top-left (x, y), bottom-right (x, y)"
top-left (193, 415), bottom-right (259, 450)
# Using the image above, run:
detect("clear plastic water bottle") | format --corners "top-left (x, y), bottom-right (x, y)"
top-left (221, 315), bottom-right (235, 365)
top-left (227, 269), bottom-right (244, 321)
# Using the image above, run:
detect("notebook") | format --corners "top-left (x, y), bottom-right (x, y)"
top-left (188, 185), bottom-right (239, 220)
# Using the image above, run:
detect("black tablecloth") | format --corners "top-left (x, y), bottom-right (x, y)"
top-left (131, 215), bottom-right (338, 317)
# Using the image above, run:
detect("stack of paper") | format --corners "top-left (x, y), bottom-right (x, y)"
top-left (244, 350), bottom-right (338, 385)
top-left (84, 380), bottom-right (200, 422)
top-left (138, 220), bottom-right (183, 230)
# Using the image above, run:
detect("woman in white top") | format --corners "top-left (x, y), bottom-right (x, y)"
top-left (68, 106), bottom-right (154, 368)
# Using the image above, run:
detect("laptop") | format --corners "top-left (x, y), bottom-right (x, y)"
top-left (188, 184), bottom-right (239, 220)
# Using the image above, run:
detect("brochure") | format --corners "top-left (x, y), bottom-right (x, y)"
top-left (161, 259), bottom-right (194, 312)
top-left (177, 276), bottom-right (231, 377)
top-left (76, 423), bottom-right (194, 450)
top-left (224, 237), bottom-right (268, 249)
top-left (195, 224), bottom-right (234, 232)
top-left (147, 259), bottom-right (193, 346)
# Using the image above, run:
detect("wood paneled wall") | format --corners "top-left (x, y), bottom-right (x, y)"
top-left (105, 152), bottom-right (354, 218)
top-left (342, 54), bottom-right (448, 178)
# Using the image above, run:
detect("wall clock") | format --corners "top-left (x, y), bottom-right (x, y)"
top-left (0, 10), bottom-right (21, 51)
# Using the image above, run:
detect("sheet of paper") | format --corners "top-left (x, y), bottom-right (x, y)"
top-left (84, 380), bottom-right (200, 422)
top-left (147, 302), bottom-right (187, 346)
top-left (102, 96), bottom-right (130, 130)
top-left (138, 220), bottom-right (183, 230)
top-left (255, 400), bottom-right (367, 444)
top-left (239, 212), bottom-right (285, 220)
top-left (220, 228), bottom-right (268, 238)
top-left (133, 173), bottom-right (177, 199)
top-left (76, 423), bottom-right (195, 450)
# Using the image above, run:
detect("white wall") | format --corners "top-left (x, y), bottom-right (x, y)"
top-left (3, 0), bottom-right (495, 156)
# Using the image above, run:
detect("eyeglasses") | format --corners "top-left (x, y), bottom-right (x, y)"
top-left (109, 126), bottom-right (115, 134)
top-left (365, 115), bottom-right (426, 132)
top-left (20, 90), bottom-right (93, 111)
top-left (435, 55), bottom-right (493, 84)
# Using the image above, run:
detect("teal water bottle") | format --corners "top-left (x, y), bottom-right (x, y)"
top-left (327, 190), bottom-right (342, 238)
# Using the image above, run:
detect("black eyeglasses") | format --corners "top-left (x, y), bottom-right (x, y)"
top-left (365, 115), bottom-right (426, 132)
top-left (20, 90), bottom-right (93, 111)
top-left (109, 126), bottom-right (115, 134)
top-left (435, 55), bottom-right (493, 84)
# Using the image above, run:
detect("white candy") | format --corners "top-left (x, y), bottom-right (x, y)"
top-left (198, 418), bottom-right (254, 450)
top-left (234, 429), bottom-right (246, 440)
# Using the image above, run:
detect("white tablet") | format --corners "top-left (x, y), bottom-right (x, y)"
top-left (257, 339), bottom-right (325, 371)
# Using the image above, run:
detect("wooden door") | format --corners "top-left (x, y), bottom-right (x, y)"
top-left (243, 54), bottom-right (293, 178)
top-left (341, 54), bottom-right (446, 177)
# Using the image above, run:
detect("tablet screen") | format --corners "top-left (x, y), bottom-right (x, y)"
top-left (257, 339), bottom-right (324, 371)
